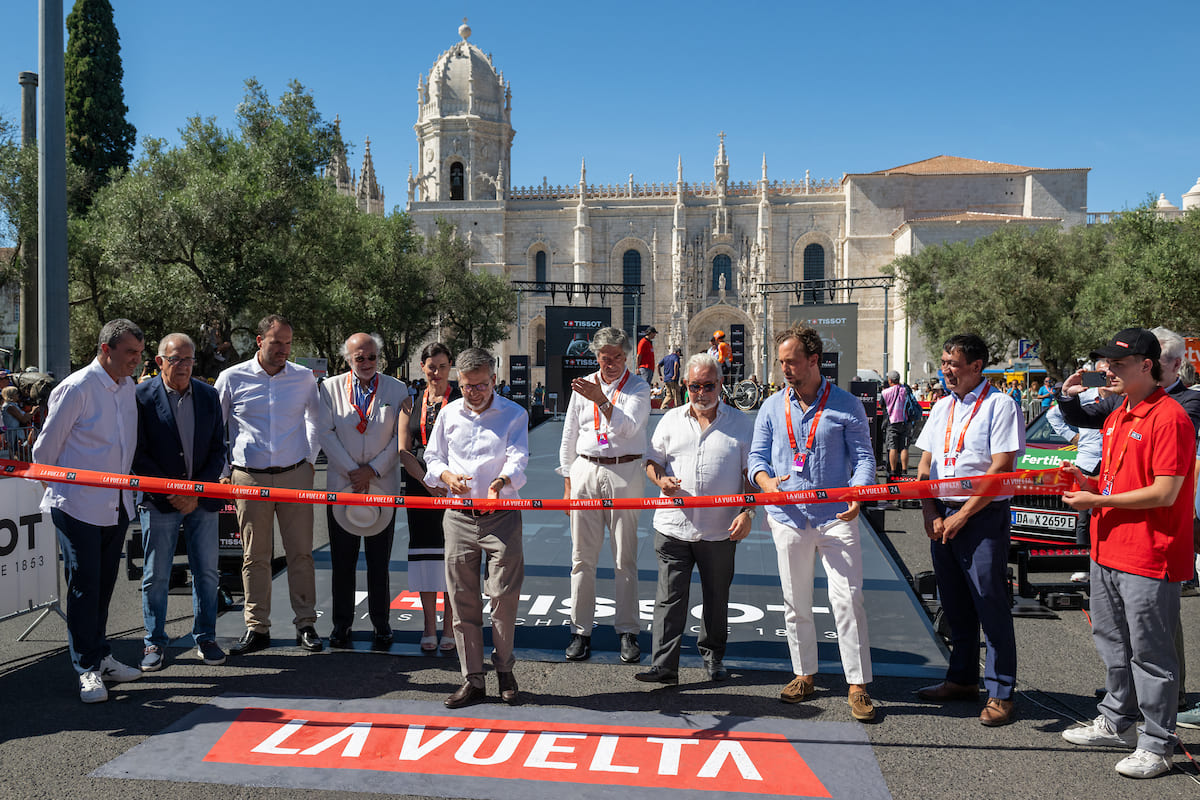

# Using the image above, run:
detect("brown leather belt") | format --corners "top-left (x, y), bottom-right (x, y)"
top-left (582, 454), bottom-right (643, 466)
top-left (234, 459), bottom-right (306, 475)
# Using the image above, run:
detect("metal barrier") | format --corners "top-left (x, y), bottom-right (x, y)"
top-left (1, 425), bottom-right (35, 463)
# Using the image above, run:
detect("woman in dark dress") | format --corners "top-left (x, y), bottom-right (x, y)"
top-left (398, 342), bottom-right (461, 651)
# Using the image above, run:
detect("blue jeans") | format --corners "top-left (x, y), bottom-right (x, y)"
top-left (53, 507), bottom-right (128, 674)
top-left (139, 504), bottom-right (220, 649)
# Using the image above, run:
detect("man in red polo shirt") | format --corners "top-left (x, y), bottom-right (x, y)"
top-left (636, 327), bottom-right (657, 385)
top-left (1061, 327), bottom-right (1195, 779)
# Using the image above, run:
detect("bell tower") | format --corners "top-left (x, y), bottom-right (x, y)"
top-left (413, 19), bottom-right (514, 202)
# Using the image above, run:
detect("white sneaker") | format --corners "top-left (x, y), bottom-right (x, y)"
top-left (1061, 715), bottom-right (1138, 748)
top-left (79, 670), bottom-right (108, 703)
top-left (1115, 748), bottom-right (1172, 779)
top-left (98, 654), bottom-right (142, 684)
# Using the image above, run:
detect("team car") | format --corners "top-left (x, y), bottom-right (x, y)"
top-left (1009, 411), bottom-right (1078, 547)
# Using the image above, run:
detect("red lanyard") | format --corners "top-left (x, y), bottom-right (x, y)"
top-left (942, 382), bottom-right (990, 465)
top-left (420, 383), bottom-right (452, 446)
top-left (784, 381), bottom-right (831, 470)
top-left (593, 370), bottom-right (630, 444)
top-left (1100, 403), bottom-right (1147, 493)
top-left (347, 373), bottom-right (378, 434)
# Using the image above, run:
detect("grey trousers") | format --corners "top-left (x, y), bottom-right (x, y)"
top-left (1090, 561), bottom-right (1180, 755)
top-left (444, 510), bottom-right (524, 688)
top-left (650, 532), bottom-right (736, 671)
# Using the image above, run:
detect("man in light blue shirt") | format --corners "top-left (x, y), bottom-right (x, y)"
top-left (749, 325), bottom-right (876, 721)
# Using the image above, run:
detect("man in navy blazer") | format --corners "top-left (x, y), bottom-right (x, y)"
top-left (133, 333), bottom-right (228, 671)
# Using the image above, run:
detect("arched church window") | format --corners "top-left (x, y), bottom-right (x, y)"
top-left (450, 162), bottom-right (464, 201)
top-left (803, 243), bottom-right (825, 304)
top-left (622, 249), bottom-right (641, 337)
top-left (536, 338), bottom-right (546, 367)
top-left (711, 254), bottom-right (732, 293)
top-left (535, 250), bottom-right (547, 292)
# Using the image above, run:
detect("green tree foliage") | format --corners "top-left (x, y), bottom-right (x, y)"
top-left (427, 219), bottom-right (518, 356)
top-left (0, 117), bottom-right (30, 285)
top-left (65, 0), bottom-right (136, 209)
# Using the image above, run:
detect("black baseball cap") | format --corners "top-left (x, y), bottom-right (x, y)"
top-left (646, 326), bottom-right (657, 334)
top-left (1090, 327), bottom-right (1161, 361)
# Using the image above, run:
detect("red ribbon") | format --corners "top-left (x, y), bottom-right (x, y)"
top-left (2, 458), bottom-right (1072, 512)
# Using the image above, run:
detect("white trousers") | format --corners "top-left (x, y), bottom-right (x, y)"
top-left (769, 515), bottom-right (872, 685)
top-left (568, 457), bottom-right (642, 635)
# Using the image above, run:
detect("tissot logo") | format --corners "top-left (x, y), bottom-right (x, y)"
top-left (202, 707), bottom-right (824, 797)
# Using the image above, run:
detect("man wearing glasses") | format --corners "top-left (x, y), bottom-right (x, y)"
top-left (636, 353), bottom-right (754, 685)
top-left (215, 315), bottom-right (322, 655)
top-left (558, 326), bottom-right (651, 664)
top-left (132, 333), bottom-right (229, 671)
top-left (318, 333), bottom-right (407, 649)
top-left (748, 325), bottom-right (877, 721)
top-left (424, 347), bottom-right (529, 708)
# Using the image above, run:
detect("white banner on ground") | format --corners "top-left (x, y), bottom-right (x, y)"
top-left (0, 478), bottom-right (57, 619)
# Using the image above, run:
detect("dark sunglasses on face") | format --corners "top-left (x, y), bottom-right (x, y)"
top-left (354, 354), bottom-right (378, 363)
top-left (687, 382), bottom-right (718, 393)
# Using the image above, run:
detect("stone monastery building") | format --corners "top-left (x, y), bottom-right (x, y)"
top-left (397, 20), bottom-right (1090, 385)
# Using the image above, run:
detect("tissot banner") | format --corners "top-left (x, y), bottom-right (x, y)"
top-left (788, 303), bottom-right (858, 390)
top-left (0, 478), bottom-right (57, 620)
top-left (545, 305), bottom-right (612, 413)
top-left (509, 356), bottom-right (530, 409)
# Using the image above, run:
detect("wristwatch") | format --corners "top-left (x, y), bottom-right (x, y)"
top-left (738, 506), bottom-right (757, 518)
top-left (600, 400), bottom-right (613, 412)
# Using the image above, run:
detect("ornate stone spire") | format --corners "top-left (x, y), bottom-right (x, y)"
top-left (356, 137), bottom-right (384, 216)
top-left (324, 114), bottom-right (352, 195)
top-left (713, 131), bottom-right (729, 185)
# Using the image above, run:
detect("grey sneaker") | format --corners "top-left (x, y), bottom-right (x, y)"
top-left (99, 654), bottom-right (143, 683)
top-left (1115, 748), bottom-right (1172, 779)
top-left (79, 670), bottom-right (108, 704)
top-left (1061, 715), bottom-right (1138, 748)
top-left (140, 645), bottom-right (164, 672)
top-left (1177, 703), bottom-right (1200, 729)
top-left (197, 640), bottom-right (226, 666)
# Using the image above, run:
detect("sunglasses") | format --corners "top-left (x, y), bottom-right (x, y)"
top-left (354, 354), bottom-right (378, 363)
top-left (163, 356), bottom-right (195, 366)
top-left (687, 382), bottom-right (718, 394)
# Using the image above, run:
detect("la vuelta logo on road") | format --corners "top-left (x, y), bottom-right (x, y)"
top-left (203, 706), bottom-right (828, 797)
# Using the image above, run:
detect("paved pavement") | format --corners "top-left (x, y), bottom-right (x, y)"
top-left (4, 416), bottom-right (1200, 799)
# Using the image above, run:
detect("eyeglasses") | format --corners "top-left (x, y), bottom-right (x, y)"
top-left (354, 354), bottom-right (378, 363)
top-left (163, 356), bottom-right (195, 366)
top-left (462, 381), bottom-right (492, 393)
top-left (687, 382), bottom-right (718, 394)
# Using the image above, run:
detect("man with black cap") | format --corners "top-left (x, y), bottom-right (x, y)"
top-left (636, 326), bottom-right (657, 385)
top-left (1061, 328), bottom-right (1195, 779)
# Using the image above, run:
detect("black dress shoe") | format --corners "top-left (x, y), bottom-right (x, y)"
top-left (634, 666), bottom-right (679, 685)
top-left (619, 632), bottom-right (641, 663)
top-left (497, 671), bottom-right (519, 704)
top-left (229, 629), bottom-right (270, 655)
top-left (565, 633), bottom-right (591, 661)
top-left (371, 629), bottom-right (393, 649)
top-left (296, 626), bottom-right (324, 652)
top-left (328, 629), bottom-right (351, 649)
top-left (707, 661), bottom-right (729, 681)
top-left (444, 682), bottom-right (487, 709)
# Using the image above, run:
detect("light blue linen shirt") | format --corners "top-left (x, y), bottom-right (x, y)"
top-left (748, 378), bottom-right (876, 528)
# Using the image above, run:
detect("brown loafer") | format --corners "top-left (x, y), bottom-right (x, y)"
top-left (848, 690), bottom-right (876, 722)
top-left (444, 682), bottom-right (486, 709)
top-left (780, 675), bottom-right (815, 703)
top-left (979, 697), bottom-right (1014, 727)
top-left (497, 671), bottom-right (519, 705)
top-left (916, 680), bottom-right (980, 702)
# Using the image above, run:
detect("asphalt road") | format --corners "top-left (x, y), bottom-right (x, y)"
top-left (4, 458), bottom-right (1200, 799)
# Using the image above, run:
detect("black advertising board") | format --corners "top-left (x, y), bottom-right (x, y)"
top-left (788, 303), bottom-right (858, 390)
top-left (730, 324), bottom-right (745, 381)
top-left (819, 351), bottom-right (839, 386)
top-left (509, 356), bottom-right (530, 409)
top-left (545, 305), bottom-right (612, 413)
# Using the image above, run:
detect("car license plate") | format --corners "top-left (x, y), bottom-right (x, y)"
top-left (1011, 509), bottom-right (1076, 531)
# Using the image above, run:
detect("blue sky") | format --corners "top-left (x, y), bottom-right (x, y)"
top-left (2, 0), bottom-right (1197, 217)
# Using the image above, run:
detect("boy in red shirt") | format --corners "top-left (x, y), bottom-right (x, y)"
top-left (1062, 327), bottom-right (1195, 779)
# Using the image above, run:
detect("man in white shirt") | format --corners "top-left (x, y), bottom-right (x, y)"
top-left (558, 326), bottom-right (651, 663)
top-left (424, 347), bottom-right (529, 708)
top-left (636, 354), bottom-right (754, 685)
top-left (214, 315), bottom-right (322, 655)
top-left (915, 333), bottom-right (1025, 726)
top-left (33, 319), bottom-right (146, 703)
